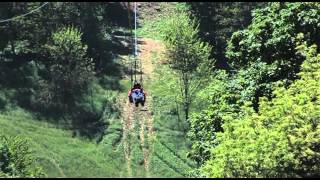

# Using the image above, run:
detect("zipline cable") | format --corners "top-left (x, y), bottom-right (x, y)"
top-left (134, 2), bottom-right (138, 83)
top-left (134, 2), bottom-right (143, 86)
top-left (127, 2), bottom-right (143, 88)
top-left (134, 2), bottom-right (138, 57)
top-left (0, 2), bottom-right (49, 23)
top-left (128, 2), bottom-right (142, 87)
top-left (128, 2), bottom-right (134, 88)
top-left (134, 2), bottom-right (143, 87)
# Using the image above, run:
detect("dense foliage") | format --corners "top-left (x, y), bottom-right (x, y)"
top-left (187, 2), bottom-right (320, 177)
top-left (187, 2), bottom-right (267, 69)
top-left (201, 41), bottom-right (320, 178)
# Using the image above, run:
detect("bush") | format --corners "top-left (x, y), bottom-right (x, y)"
top-left (0, 136), bottom-right (44, 177)
top-left (0, 92), bottom-right (7, 110)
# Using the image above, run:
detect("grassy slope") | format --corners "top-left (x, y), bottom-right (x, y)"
top-left (0, 2), bottom-right (196, 178)
top-left (0, 108), bottom-right (124, 177)
top-left (0, 56), bottom-right (127, 177)
top-left (147, 51), bottom-right (196, 178)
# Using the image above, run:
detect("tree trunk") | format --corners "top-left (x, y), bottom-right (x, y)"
top-left (183, 72), bottom-right (189, 121)
top-left (182, 71), bottom-right (191, 134)
top-left (184, 103), bottom-right (189, 122)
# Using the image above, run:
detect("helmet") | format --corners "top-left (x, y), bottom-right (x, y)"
top-left (133, 81), bottom-right (141, 89)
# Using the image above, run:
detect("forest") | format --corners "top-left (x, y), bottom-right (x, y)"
top-left (0, 2), bottom-right (319, 178)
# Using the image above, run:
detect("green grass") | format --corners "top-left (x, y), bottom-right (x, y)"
top-left (0, 58), bottom-right (126, 177)
top-left (137, 2), bottom-right (189, 41)
top-left (0, 108), bottom-right (125, 178)
top-left (136, 3), bottom-right (176, 40)
top-left (144, 42), bottom-right (196, 178)
top-left (148, 71), bottom-right (197, 177)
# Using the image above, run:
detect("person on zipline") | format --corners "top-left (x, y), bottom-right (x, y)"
top-left (128, 81), bottom-right (146, 107)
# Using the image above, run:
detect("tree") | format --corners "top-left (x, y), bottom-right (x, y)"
top-left (187, 2), bottom-right (267, 69)
top-left (40, 26), bottom-right (95, 115)
top-left (163, 8), bottom-right (213, 125)
top-left (201, 40), bottom-right (320, 178)
top-left (0, 2), bottom-right (130, 138)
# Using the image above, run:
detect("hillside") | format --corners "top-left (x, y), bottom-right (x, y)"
top-left (0, 36), bottom-right (195, 177)
top-left (0, 3), bottom-right (195, 176)
top-left (0, 109), bottom-right (123, 177)
top-left (2, 2), bottom-right (320, 178)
